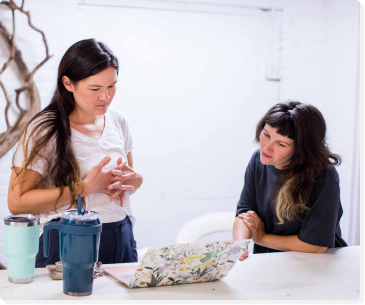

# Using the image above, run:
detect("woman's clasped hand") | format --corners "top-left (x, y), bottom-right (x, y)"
top-left (82, 156), bottom-right (137, 206)
top-left (108, 157), bottom-right (142, 204)
top-left (238, 211), bottom-right (266, 244)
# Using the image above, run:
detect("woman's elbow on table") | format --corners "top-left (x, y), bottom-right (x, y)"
top-left (313, 246), bottom-right (327, 253)
top-left (293, 236), bottom-right (328, 253)
top-left (299, 241), bottom-right (327, 254)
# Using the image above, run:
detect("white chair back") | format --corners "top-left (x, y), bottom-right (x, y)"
top-left (176, 211), bottom-right (236, 244)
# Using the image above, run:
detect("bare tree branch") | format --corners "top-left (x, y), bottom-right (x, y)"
top-left (14, 1), bottom-right (50, 59)
top-left (0, 80), bottom-right (12, 129)
top-left (0, 0), bottom-right (52, 157)
top-left (0, 9), bottom-right (15, 75)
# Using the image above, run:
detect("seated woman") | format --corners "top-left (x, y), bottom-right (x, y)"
top-left (233, 101), bottom-right (347, 260)
top-left (8, 39), bottom-right (143, 267)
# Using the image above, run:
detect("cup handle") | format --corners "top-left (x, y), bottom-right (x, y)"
top-left (43, 221), bottom-right (59, 258)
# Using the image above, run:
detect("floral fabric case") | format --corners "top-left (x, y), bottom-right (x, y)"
top-left (128, 240), bottom-right (250, 288)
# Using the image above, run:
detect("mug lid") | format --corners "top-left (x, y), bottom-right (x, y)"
top-left (4, 214), bottom-right (40, 227)
top-left (61, 210), bottom-right (99, 222)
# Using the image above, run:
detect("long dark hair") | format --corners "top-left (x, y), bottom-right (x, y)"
top-left (12, 38), bottom-right (119, 210)
top-left (255, 101), bottom-right (341, 224)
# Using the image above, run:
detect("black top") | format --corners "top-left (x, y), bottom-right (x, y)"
top-left (236, 149), bottom-right (347, 254)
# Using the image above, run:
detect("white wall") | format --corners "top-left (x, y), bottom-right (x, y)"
top-left (0, 0), bottom-right (360, 265)
top-left (321, 0), bottom-right (360, 246)
top-left (274, 0), bottom-right (360, 246)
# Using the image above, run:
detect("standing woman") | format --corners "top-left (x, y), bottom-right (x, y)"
top-left (233, 101), bottom-right (347, 259)
top-left (8, 39), bottom-right (143, 267)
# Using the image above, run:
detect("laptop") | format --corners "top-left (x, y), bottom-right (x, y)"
top-left (102, 239), bottom-right (250, 288)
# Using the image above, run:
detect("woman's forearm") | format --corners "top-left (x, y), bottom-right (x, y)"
top-left (233, 217), bottom-right (252, 240)
top-left (8, 184), bottom-right (84, 215)
top-left (257, 234), bottom-right (327, 253)
top-left (8, 168), bottom-right (85, 215)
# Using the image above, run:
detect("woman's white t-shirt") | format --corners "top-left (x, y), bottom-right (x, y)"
top-left (13, 108), bottom-right (136, 236)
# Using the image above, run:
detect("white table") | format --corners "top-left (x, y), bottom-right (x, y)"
top-left (0, 246), bottom-right (361, 300)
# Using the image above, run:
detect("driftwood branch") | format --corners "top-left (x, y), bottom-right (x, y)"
top-left (0, 80), bottom-right (12, 129)
top-left (0, 0), bottom-right (52, 158)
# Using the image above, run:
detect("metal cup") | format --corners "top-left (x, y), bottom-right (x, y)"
top-left (4, 214), bottom-right (40, 284)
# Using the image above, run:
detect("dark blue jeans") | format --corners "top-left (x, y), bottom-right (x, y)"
top-left (36, 217), bottom-right (137, 267)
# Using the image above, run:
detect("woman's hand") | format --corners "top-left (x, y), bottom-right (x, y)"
top-left (103, 188), bottom-right (127, 206)
top-left (239, 249), bottom-right (249, 261)
top-left (239, 211), bottom-right (266, 244)
top-left (82, 156), bottom-right (135, 198)
top-left (106, 157), bottom-right (137, 205)
top-left (107, 157), bottom-right (142, 205)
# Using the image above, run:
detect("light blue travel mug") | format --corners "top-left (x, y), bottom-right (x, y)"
top-left (4, 214), bottom-right (40, 284)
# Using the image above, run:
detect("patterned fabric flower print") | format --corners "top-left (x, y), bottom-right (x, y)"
top-left (227, 247), bottom-right (241, 258)
top-left (203, 273), bottom-right (212, 281)
top-left (158, 263), bottom-right (172, 273)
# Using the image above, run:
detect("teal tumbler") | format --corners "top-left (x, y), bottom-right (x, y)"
top-left (4, 214), bottom-right (40, 284)
top-left (43, 210), bottom-right (102, 296)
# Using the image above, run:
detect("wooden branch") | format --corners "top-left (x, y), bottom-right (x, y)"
top-left (0, 21), bottom-right (41, 151)
top-left (0, 27), bottom-right (39, 153)
top-left (0, 0), bottom-right (52, 158)
top-left (13, 0), bottom-right (50, 59)
top-left (0, 80), bottom-right (12, 129)
top-left (0, 10), bottom-right (15, 75)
